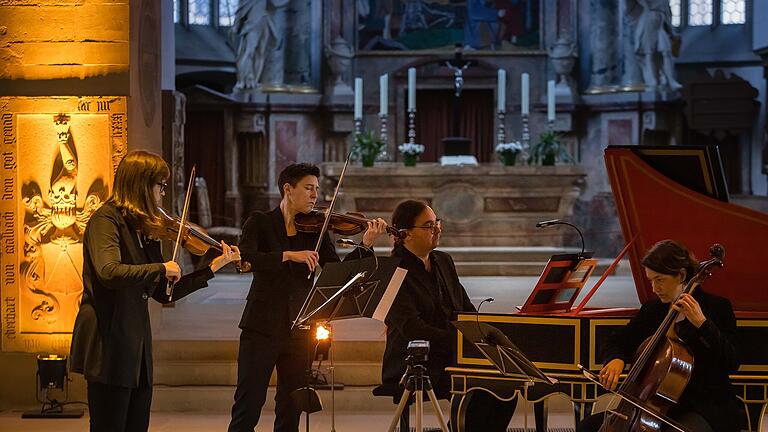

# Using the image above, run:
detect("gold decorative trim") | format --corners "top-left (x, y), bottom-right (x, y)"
top-left (455, 314), bottom-right (581, 370)
top-left (588, 319), bottom-right (630, 370)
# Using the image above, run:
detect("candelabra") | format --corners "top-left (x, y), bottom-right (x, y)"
top-left (407, 109), bottom-right (417, 144)
top-left (496, 110), bottom-right (506, 144)
top-left (520, 113), bottom-right (531, 162)
top-left (379, 113), bottom-right (388, 145)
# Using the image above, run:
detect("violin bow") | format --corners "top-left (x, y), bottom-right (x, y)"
top-left (166, 165), bottom-right (196, 301)
top-left (291, 152), bottom-right (353, 330)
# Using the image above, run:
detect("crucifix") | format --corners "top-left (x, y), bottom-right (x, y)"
top-left (444, 44), bottom-right (476, 139)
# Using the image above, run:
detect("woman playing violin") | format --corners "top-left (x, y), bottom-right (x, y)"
top-left (578, 240), bottom-right (741, 432)
top-left (69, 150), bottom-right (241, 432)
top-left (228, 163), bottom-right (387, 432)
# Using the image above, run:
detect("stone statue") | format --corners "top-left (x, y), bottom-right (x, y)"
top-left (325, 36), bottom-right (354, 96)
top-left (549, 36), bottom-right (577, 100)
top-left (633, 0), bottom-right (682, 91)
top-left (231, 0), bottom-right (289, 90)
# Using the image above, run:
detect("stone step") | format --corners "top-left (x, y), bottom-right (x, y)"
top-left (154, 340), bottom-right (385, 362)
top-left (151, 385), bottom-right (397, 412)
top-left (154, 360), bottom-right (382, 387)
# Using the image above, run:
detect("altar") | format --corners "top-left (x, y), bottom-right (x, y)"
top-left (321, 163), bottom-right (586, 247)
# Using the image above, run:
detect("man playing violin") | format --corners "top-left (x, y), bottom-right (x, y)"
top-left (228, 163), bottom-right (387, 432)
top-left (577, 240), bottom-right (741, 432)
top-left (377, 199), bottom-right (517, 431)
top-left (70, 150), bottom-right (241, 432)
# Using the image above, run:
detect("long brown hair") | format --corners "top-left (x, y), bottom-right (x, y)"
top-left (107, 150), bottom-right (169, 233)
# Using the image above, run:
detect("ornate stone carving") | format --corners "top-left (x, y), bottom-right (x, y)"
top-left (632, 0), bottom-right (682, 91)
top-left (325, 36), bottom-right (353, 96)
top-left (232, 0), bottom-right (290, 91)
top-left (549, 36), bottom-right (577, 100)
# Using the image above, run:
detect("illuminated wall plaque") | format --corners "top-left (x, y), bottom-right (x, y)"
top-left (1, 96), bottom-right (127, 354)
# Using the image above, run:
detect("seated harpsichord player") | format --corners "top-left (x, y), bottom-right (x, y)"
top-left (379, 199), bottom-right (517, 432)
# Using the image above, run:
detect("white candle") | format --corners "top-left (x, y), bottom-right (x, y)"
top-left (521, 73), bottom-right (530, 115)
top-left (407, 67), bottom-right (416, 111)
top-left (379, 74), bottom-right (388, 116)
top-left (547, 79), bottom-right (556, 122)
top-left (354, 77), bottom-right (363, 119)
top-left (497, 69), bottom-right (506, 113)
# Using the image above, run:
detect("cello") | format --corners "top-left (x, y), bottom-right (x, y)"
top-left (588, 244), bottom-right (725, 432)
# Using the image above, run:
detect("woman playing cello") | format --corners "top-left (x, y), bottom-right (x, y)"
top-left (577, 239), bottom-right (741, 432)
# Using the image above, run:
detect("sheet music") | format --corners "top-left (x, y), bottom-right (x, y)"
top-left (372, 267), bottom-right (407, 322)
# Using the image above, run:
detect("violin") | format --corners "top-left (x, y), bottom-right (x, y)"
top-left (148, 207), bottom-right (251, 273)
top-left (598, 244), bottom-right (725, 432)
top-left (294, 207), bottom-right (405, 240)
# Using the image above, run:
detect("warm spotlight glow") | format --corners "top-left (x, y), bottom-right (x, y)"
top-left (0, 96), bottom-right (126, 354)
top-left (315, 324), bottom-right (330, 341)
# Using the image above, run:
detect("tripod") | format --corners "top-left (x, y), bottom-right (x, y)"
top-left (386, 360), bottom-right (450, 432)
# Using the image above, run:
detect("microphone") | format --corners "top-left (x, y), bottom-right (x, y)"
top-left (336, 238), bottom-right (358, 248)
top-left (476, 297), bottom-right (495, 345)
top-left (535, 219), bottom-right (560, 228)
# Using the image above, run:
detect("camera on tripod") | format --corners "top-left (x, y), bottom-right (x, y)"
top-left (405, 340), bottom-right (430, 364)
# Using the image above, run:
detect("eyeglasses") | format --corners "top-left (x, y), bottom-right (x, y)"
top-left (156, 182), bottom-right (167, 193)
top-left (410, 219), bottom-right (441, 233)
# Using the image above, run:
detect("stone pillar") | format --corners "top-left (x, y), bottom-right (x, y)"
top-left (586, 0), bottom-right (619, 93)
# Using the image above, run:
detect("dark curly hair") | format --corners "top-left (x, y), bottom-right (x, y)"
top-left (641, 239), bottom-right (699, 282)
top-left (277, 163), bottom-right (320, 197)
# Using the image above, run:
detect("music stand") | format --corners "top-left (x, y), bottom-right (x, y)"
top-left (293, 256), bottom-right (405, 431)
top-left (453, 321), bottom-right (556, 431)
top-left (295, 256), bottom-right (405, 326)
top-left (518, 252), bottom-right (598, 314)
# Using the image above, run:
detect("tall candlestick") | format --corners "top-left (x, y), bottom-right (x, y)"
top-left (379, 74), bottom-right (388, 116)
top-left (354, 77), bottom-right (363, 120)
top-left (521, 73), bottom-right (530, 115)
top-left (497, 69), bottom-right (506, 113)
top-left (547, 79), bottom-right (556, 122)
top-left (407, 67), bottom-right (416, 111)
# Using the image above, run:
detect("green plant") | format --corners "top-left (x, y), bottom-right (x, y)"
top-left (528, 131), bottom-right (572, 166)
top-left (352, 130), bottom-right (386, 167)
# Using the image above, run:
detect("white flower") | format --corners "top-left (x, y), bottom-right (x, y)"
top-left (495, 141), bottom-right (523, 154)
top-left (398, 143), bottom-right (425, 155)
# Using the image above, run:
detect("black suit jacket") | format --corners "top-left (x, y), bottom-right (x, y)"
top-left (601, 289), bottom-right (741, 432)
top-left (380, 247), bottom-right (475, 397)
top-left (69, 203), bottom-right (214, 388)
top-left (238, 207), bottom-right (366, 336)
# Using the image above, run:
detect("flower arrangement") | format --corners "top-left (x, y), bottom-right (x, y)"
top-left (495, 141), bottom-right (523, 166)
top-left (398, 143), bottom-right (425, 166)
top-left (529, 131), bottom-right (572, 166)
top-left (352, 130), bottom-right (386, 167)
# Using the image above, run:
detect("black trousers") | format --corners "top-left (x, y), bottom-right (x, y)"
top-left (86, 374), bottom-right (152, 432)
top-left (228, 328), bottom-right (311, 432)
top-left (577, 410), bottom-right (714, 432)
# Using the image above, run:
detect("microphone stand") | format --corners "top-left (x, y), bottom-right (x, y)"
top-left (535, 219), bottom-right (586, 259)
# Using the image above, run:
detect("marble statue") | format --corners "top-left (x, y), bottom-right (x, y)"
top-left (232, 0), bottom-right (289, 90)
top-left (325, 36), bottom-right (354, 95)
top-left (633, 0), bottom-right (682, 91)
